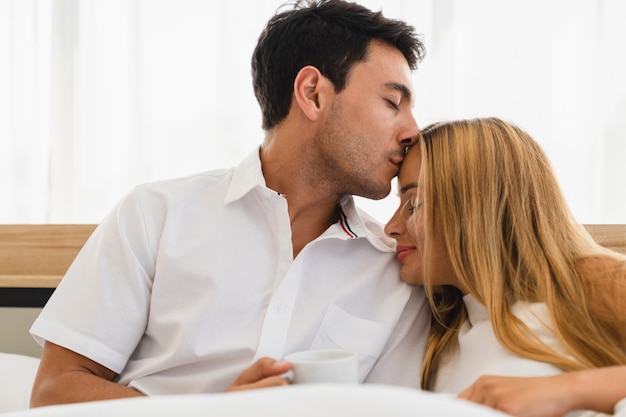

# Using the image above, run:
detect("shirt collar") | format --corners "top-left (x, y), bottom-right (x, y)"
top-left (224, 147), bottom-right (396, 254)
top-left (462, 294), bottom-right (489, 327)
top-left (224, 147), bottom-right (266, 204)
top-left (335, 194), bottom-right (396, 253)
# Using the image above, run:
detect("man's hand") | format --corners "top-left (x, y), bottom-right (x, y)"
top-left (226, 357), bottom-right (292, 392)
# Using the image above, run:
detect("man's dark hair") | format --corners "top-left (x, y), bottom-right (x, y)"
top-left (251, 0), bottom-right (425, 130)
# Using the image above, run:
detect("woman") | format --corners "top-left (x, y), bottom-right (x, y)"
top-left (385, 117), bottom-right (626, 416)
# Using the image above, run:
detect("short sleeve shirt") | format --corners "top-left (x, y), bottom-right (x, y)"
top-left (31, 149), bottom-right (430, 394)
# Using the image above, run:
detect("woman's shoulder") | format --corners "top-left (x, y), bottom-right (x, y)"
top-left (576, 253), bottom-right (626, 281)
top-left (577, 254), bottom-right (626, 345)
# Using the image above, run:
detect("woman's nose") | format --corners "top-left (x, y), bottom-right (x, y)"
top-left (384, 210), bottom-right (402, 238)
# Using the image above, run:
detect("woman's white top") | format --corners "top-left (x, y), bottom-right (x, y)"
top-left (434, 294), bottom-right (610, 417)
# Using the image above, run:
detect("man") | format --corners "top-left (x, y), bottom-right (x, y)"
top-left (30, 0), bottom-right (429, 406)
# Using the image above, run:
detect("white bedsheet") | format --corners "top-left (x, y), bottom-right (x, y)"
top-left (1, 384), bottom-right (510, 417)
top-left (0, 353), bottom-right (39, 413)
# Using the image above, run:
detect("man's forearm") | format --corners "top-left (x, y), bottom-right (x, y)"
top-left (31, 370), bottom-right (145, 408)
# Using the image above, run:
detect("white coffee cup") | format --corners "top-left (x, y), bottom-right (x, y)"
top-left (284, 349), bottom-right (359, 384)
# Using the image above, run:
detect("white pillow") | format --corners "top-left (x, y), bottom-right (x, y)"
top-left (0, 352), bottom-right (39, 413)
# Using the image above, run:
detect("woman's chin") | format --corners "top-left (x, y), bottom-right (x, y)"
top-left (399, 270), bottom-right (422, 286)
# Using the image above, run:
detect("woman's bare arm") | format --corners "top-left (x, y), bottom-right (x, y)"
top-left (458, 367), bottom-right (626, 417)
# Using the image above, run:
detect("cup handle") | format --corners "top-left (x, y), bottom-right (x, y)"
top-left (280, 370), bottom-right (294, 384)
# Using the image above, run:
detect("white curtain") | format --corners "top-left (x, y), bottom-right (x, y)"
top-left (1, 0), bottom-right (625, 224)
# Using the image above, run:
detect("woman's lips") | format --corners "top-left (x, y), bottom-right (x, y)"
top-left (396, 245), bottom-right (416, 262)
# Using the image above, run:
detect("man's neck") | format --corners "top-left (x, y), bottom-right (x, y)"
top-left (260, 137), bottom-right (342, 258)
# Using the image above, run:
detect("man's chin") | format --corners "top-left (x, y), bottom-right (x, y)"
top-left (354, 184), bottom-right (391, 201)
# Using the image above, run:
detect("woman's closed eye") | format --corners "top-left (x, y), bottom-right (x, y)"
top-left (403, 197), bottom-right (421, 216)
top-left (409, 198), bottom-right (421, 213)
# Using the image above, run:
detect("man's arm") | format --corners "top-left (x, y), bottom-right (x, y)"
top-left (31, 341), bottom-right (293, 407)
top-left (30, 341), bottom-right (144, 408)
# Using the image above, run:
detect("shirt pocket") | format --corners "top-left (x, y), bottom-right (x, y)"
top-left (309, 303), bottom-right (392, 381)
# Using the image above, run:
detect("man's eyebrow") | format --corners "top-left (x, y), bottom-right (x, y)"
top-left (399, 182), bottom-right (418, 195)
top-left (384, 82), bottom-right (412, 102)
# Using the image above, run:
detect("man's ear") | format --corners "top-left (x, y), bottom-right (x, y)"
top-left (293, 66), bottom-right (332, 122)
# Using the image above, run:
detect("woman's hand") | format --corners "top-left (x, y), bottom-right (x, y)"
top-left (226, 357), bottom-right (292, 392)
top-left (459, 368), bottom-right (626, 417)
top-left (458, 374), bottom-right (575, 417)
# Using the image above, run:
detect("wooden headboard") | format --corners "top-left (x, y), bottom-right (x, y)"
top-left (0, 223), bottom-right (625, 306)
top-left (0, 225), bottom-right (96, 307)
top-left (0, 224), bottom-right (97, 289)
top-left (583, 224), bottom-right (626, 256)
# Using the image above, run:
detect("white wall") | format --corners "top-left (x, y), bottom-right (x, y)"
top-left (0, 308), bottom-right (42, 357)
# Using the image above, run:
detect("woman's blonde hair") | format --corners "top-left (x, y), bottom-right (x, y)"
top-left (416, 117), bottom-right (626, 390)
